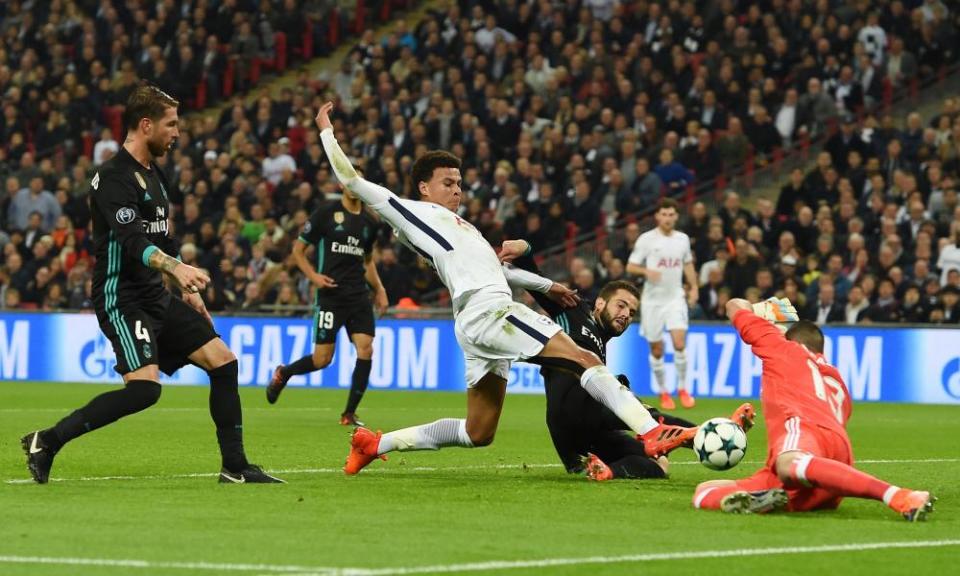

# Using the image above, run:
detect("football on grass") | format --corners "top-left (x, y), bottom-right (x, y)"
top-left (693, 417), bottom-right (747, 470)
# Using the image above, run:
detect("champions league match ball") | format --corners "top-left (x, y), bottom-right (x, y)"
top-left (693, 417), bottom-right (748, 471)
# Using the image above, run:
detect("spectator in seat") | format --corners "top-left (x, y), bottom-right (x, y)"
top-left (717, 116), bottom-right (750, 169)
top-left (681, 128), bottom-right (723, 184)
top-left (93, 128), bottom-right (119, 166)
top-left (775, 89), bottom-right (801, 148)
top-left (573, 267), bottom-right (599, 305)
top-left (3, 287), bottom-right (22, 310)
top-left (803, 276), bottom-right (845, 325)
top-left (567, 181), bottom-right (600, 232)
top-left (699, 266), bottom-right (725, 320)
top-left (825, 116), bottom-right (868, 172)
top-left (797, 77), bottom-right (837, 138)
top-left (900, 284), bottom-right (929, 323)
top-left (845, 284), bottom-right (870, 324)
top-left (614, 222), bottom-right (641, 264)
top-left (230, 19), bottom-right (261, 93)
top-left (862, 277), bottom-right (902, 323)
top-left (938, 229), bottom-right (960, 284)
top-left (884, 38), bottom-right (918, 89)
top-left (724, 239), bottom-right (760, 298)
top-left (929, 285), bottom-right (960, 324)
top-left (7, 177), bottom-right (61, 232)
top-left (718, 190), bottom-right (752, 237)
top-left (745, 106), bottom-right (781, 163)
top-left (620, 157), bottom-right (662, 214)
top-left (654, 148), bottom-right (694, 194)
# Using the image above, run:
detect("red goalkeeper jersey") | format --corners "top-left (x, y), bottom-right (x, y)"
top-left (732, 309), bottom-right (853, 437)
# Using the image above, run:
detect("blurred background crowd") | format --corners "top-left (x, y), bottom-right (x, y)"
top-left (0, 0), bottom-right (958, 324)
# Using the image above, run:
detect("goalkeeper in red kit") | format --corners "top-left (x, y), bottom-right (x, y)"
top-left (691, 297), bottom-right (935, 521)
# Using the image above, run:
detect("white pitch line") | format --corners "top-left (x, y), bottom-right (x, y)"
top-left (267, 540), bottom-right (960, 576)
top-left (0, 555), bottom-right (336, 574)
top-left (2, 540), bottom-right (957, 575)
top-left (2, 463), bottom-right (563, 485)
top-left (5, 458), bottom-right (958, 485)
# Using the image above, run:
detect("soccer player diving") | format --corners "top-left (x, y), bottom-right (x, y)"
top-left (507, 253), bottom-right (754, 480)
top-left (313, 102), bottom-right (697, 475)
top-left (692, 297), bottom-right (934, 521)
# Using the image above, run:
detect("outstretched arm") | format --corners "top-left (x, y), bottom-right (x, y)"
top-left (502, 263), bottom-right (553, 294)
top-left (728, 298), bottom-right (793, 361)
top-left (499, 240), bottom-right (580, 314)
top-left (316, 102), bottom-right (394, 207)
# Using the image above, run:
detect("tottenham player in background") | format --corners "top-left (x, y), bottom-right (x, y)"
top-left (265, 176), bottom-right (388, 426)
top-left (313, 102), bottom-right (697, 476)
top-left (627, 199), bottom-right (700, 410)
top-left (20, 85), bottom-right (282, 484)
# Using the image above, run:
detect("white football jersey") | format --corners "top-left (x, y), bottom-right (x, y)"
top-left (374, 195), bottom-right (511, 311)
top-left (320, 128), bottom-right (511, 312)
top-left (628, 227), bottom-right (692, 303)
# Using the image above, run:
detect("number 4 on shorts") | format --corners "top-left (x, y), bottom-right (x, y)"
top-left (135, 320), bottom-right (152, 343)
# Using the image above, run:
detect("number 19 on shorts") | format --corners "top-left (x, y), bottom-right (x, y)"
top-left (317, 311), bottom-right (335, 330)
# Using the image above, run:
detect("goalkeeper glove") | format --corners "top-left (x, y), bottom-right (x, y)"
top-left (751, 297), bottom-right (799, 323)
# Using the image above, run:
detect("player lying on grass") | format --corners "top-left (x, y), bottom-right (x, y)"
top-left (313, 102), bottom-right (696, 475)
top-left (509, 254), bottom-right (754, 480)
top-left (692, 297), bottom-right (935, 521)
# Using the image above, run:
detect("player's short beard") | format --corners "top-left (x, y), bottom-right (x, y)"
top-left (600, 307), bottom-right (627, 336)
top-left (147, 136), bottom-right (170, 158)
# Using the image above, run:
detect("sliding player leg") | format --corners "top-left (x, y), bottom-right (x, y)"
top-left (774, 422), bottom-right (934, 521)
top-left (584, 431), bottom-right (669, 481)
top-left (693, 418), bottom-right (932, 520)
top-left (345, 372), bottom-right (505, 474)
top-left (535, 331), bottom-right (696, 458)
top-left (344, 298), bottom-right (695, 474)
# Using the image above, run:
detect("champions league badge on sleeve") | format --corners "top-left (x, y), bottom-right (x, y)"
top-left (116, 207), bottom-right (136, 224)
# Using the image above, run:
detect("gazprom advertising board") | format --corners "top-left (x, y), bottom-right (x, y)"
top-left (0, 312), bottom-right (958, 404)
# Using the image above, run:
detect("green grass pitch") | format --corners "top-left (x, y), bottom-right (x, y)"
top-left (1, 381), bottom-right (957, 575)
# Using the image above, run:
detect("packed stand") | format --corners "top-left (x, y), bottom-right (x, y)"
top-left (586, 99), bottom-right (960, 326)
top-left (0, 0), bottom-right (404, 164)
top-left (1, 0), bottom-right (959, 324)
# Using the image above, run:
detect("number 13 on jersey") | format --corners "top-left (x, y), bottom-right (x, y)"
top-left (806, 359), bottom-right (847, 425)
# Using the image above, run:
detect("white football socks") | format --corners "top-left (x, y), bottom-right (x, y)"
top-left (674, 349), bottom-right (688, 392)
top-left (650, 354), bottom-right (667, 393)
top-left (377, 418), bottom-right (474, 455)
top-left (581, 365), bottom-right (659, 435)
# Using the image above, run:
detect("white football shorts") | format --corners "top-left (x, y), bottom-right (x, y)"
top-left (455, 292), bottom-right (562, 388)
top-left (640, 297), bottom-right (689, 341)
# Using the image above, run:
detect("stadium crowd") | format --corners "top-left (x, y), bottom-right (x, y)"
top-left (0, 0), bottom-right (959, 325)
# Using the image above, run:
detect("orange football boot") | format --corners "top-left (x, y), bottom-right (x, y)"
top-left (584, 453), bottom-right (614, 481)
top-left (730, 402), bottom-right (756, 432)
top-left (888, 489), bottom-right (935, 522)
top-left (639, 423), bottom-right (698, 457)
top-left (343, 427), bottom-right (387, 475)
top-left (659, 392), bottom-right (676, 410)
